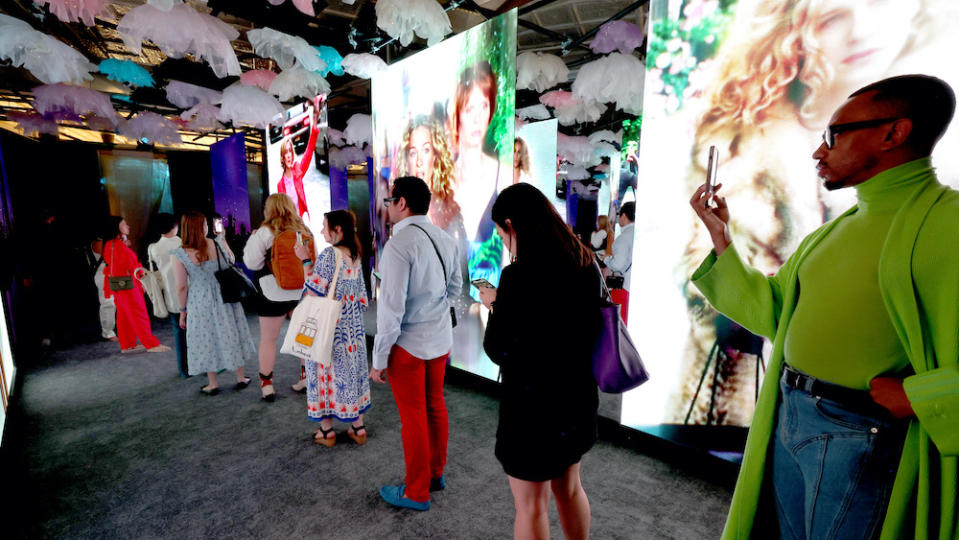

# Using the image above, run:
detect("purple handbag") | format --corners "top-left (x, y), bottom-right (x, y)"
top-left (592, 263), bottom-right (648, 393)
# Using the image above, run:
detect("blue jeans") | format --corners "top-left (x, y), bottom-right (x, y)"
top-left (169, 313), bottom-right (188, 377)
top-left (772, 379), bottom-right (905, 540)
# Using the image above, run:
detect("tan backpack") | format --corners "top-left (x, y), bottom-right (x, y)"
top-left (270, 229), bottom-right (314, 290)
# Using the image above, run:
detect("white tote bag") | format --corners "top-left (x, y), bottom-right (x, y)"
top-left (137, 260), bottom-right (169, 318)
top-left (281, 249), bottom-right (343, 368)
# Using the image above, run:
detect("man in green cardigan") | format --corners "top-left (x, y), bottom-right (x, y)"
top-left (689, 74), bottom-right (959, 539)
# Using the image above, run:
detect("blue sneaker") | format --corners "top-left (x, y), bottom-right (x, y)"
top-left (379, 485), bottom-right (430, 511)
top-left (429, 475), bottom-right (446, 492)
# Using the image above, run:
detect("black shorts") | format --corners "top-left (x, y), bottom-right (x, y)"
top-left (252, 293), bottom-right (298, 318)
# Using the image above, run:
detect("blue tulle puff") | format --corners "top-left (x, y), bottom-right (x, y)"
top-left (313, 45), bottom-right (344, 77)
top-left (98, 58), bottom-right (155, 87)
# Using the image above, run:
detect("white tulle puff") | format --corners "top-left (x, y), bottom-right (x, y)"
top-left (7, 111), bottom-right (59, 137)
top-left (572, 53), bottom-right (645, 115)
top-left (516, 104), bottom-right (551, 120)
top-left (539, 91), bottom-right (605, 126)
top-left (327, 128), bottom-right (346, 146)
top-left (165, 80), bottom-right (222, 108)
top-left (344, 114), bottom-right (372, 147)
top-left (329, 145), bottom-right (367, 170)
top-left (32, 83), bottom-right (117, 127)
top-left (590, 20), bottom-right (645, 55)
top-left (240, 69), bottom-right (276, 91)
top-left (0, 14), bottom-right (95, 84)
top-left (269, 67), bottom-right (330, 101)
top-left (147, 0), bottom-right (180, 10)
top-left (564, 164), bottom-right (590, 181)
top-left (375, 0), bottom-right (450, 47)
top-left (35, 0), bottom-right (109, 26)
top-left (247, 27), bottom-right (325, 72)
top-left (341, 53), bottom-right (387, 79)
top-left (588, 129), bottom-right (621, 145)
top-left (180, 103), bottom-right (222, 132)
top-left (118, 3), bottom-right (241, 78)
top-left (218, 84), bottom-right (284, 128)
top-left (119, 111), bottom-right (183, 145)
top-left (516, 52), bottom-right (568, 92)
top-left (558, 133), bottom-right (600, 167)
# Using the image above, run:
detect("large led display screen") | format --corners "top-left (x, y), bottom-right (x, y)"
top-left (624, 0), bottom-right (959, 429)
top-left (265, 95), bottom-right (331, 244)
top-left (514, 119), bottom-right (561, 220)
top-left (371, 11), bottom-right (517, 380)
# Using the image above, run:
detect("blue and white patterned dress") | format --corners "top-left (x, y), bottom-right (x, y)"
top-left (304, 246), bottom-right (370, 422)
top-left (172, 242), bottom-right (256, 375)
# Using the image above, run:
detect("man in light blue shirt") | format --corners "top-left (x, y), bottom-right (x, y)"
top-left (371, 176), bottom-right (462, 511)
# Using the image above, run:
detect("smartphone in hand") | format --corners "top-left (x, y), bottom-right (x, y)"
top-left (214, 218), bottom-right (224, 234)
top-left (705, 145), bottom-right (719, 204)
top-left (471, 278), bottom-right (495, 289)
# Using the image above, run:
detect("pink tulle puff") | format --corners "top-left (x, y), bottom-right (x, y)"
top-left (35, 0), bottom-right (110, 26)
top-left (240, 69), bottom-right (277, 91)
top-left (32, 83), bottom-right (117, 127)
top-left (590, 20), bottom-right (645, 55)
top-left (539, 90), bottom-right (579, 108)
top-left (265, 0), bottom-right (315, 16)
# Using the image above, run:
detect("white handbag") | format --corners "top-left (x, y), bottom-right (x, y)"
top-left (138, 259), bottom-right (169, 318)
top-left (281, 249), bottom-right (343, 367)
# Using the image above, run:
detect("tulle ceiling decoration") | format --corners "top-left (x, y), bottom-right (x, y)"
top-left (32, 83), bottom-right (118, 127)
top-left (239, 69), bottom-right (277, 91)
top-left (0, 14), bottom-right (96, 84)
top-left (98, 59), bottom-right (155, 87)
top-left (516, 52), bottom-right (569, 92)
top-left (147, 0), bottom-right (180, 10)
top-left (572, 53), bottom-right (645, 114)
top-left (558, 133), bottom-right (601, 167)
top-left (340, 53), bottom-right (387, 79)
top-left (247, 27), bottom-right (325, 72)
top-left (590, 20), bottom-right (645, 55)
top-left (269, 66), bottom-right (330, 101)
top-left (118, 111), bottom-right (183, 145)
top-left (375, 0), bottom-right (451, 47)
top-left (329, 145), bottom-right (368, 169)
top-left (516, 104), bottom-right (551, 120)
top-left (165, 80), bottom-right (222, 108)
top-left (7, 111), bottom-right (59, 137)
top-left (180, 103), bottom-right (222, 132)
top-left (34, 0), bottom-right (109, 26)
top-left (314, 45), bottom-right (344, 77)
top-left (588, 129), bottom-right (621, 145)
top-left (327, 128), bottom-right (345, 146)
top-left (218, 84), bottom-right (284, 128)
top-left (539, 90), bottom-right (605, 126)
top-left (117, 3), bottom-right (241, 78)
top-left (344, 113), bottom-right (372, 147)
top-left (265, 0), bottom-right (316, 17)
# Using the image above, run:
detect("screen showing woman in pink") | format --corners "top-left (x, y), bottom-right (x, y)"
top-left (278, 101), bottom-right (321, 220)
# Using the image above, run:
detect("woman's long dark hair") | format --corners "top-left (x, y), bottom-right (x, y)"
top-left (102, 216), bottom-right (123, 241)
top-left (326, 210), bottom-right (362, 261)
top-left (491, 183), bottom-right (593, 272)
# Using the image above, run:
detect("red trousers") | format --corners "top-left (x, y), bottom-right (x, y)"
top-left (386, 345), bottom-right (449, 503)
top-left (610, 288), bottom-right (629, 324)
top-left (113, 288), bottom-right (160, 350)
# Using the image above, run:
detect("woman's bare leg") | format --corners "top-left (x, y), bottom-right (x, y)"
top-left (550, 462), bottom-right (590, 540)
top-left (508, 475), bottom-right (551, 540)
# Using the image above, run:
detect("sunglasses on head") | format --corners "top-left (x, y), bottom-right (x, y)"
top-left (822, 117), bottom-right (901, 149)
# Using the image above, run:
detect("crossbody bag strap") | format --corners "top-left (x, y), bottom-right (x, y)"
top-left (214, 239), bottom-right (227, 270)
top-left (327, 247), bottom-right (344, 296)
top-left (109, 239), bottom-right (118, 278)
top-left (409, 224), bottom-right (448, 287)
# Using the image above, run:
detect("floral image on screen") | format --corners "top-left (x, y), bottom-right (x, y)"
top-left (371, 11), bottom-right (517, 380)
top-left (624, 0), bottom-right (959, 429)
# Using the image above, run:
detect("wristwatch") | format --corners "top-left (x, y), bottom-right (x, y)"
top-left (301, 258), bottom-right (313, 265)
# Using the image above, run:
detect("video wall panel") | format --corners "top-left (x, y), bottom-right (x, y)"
top-left (624, 0), bottom-right (959, 429)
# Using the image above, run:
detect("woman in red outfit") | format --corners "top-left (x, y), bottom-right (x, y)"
top-left (102, 216), bottom-right (170, 354)
top-left (277, 100), bottom-right (321, 220)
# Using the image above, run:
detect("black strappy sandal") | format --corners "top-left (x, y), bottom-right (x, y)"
top-left (347, 423), bottom-right (367, 445)
top-left (314, 425), bottom-right (336, 447)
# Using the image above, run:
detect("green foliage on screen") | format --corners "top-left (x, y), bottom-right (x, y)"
top-left (461, 11), bottom-right (518, 163)
top-left (468, 230), bottom-right (505, 278)
top-left (621, 117), bottom-right (642, 162)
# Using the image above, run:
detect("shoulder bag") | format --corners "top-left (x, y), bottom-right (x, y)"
top-left (214, 240), bottom-right (257, 304)
top-left (592, 262), bottom-right (648, 393)
top-left (281, 248), bottom-right (343, 367)
top-left (107, 240), bottom-right (135, 291)
top-left (409, 224), bottom-right (457, 328)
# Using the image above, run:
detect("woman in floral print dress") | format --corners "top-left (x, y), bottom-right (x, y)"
top-left (295, 210), bottom-right (370, 446)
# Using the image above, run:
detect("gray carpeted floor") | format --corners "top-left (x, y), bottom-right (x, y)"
top-left (5, 315), bottom-right (731, 539)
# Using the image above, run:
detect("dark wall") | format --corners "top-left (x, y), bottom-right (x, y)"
top-left (168, 150), bottom-right (214, 217)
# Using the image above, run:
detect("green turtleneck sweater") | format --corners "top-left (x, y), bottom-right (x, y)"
top-left (783, 159), bottom-right (932, 390)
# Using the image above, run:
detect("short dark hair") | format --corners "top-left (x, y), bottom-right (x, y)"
top-left (392, 176), bottom-right (431, 215)
top-left (155, 213), bottom-right (177, 235)
top-left (850, 74), bottom-right (955, 155)
top-left (618, 201), bottom-right (635, 222)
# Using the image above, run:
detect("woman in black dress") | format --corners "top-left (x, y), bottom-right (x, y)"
top-left (480, 183), bottom-right (601, 540)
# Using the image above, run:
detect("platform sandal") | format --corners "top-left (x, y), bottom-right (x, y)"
top-left (347, 424), bottom-right (367, 445)
top-left (314, 425), bottom-right (336, 447)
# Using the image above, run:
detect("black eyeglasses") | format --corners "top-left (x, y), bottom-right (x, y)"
top-left (383, 196), bottom-right (399, 207)
top-left (822, 117), bottom-right (901, 149)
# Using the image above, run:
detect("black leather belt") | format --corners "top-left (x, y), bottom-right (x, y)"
top-left (781, 364), bottom-right (877, 410)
